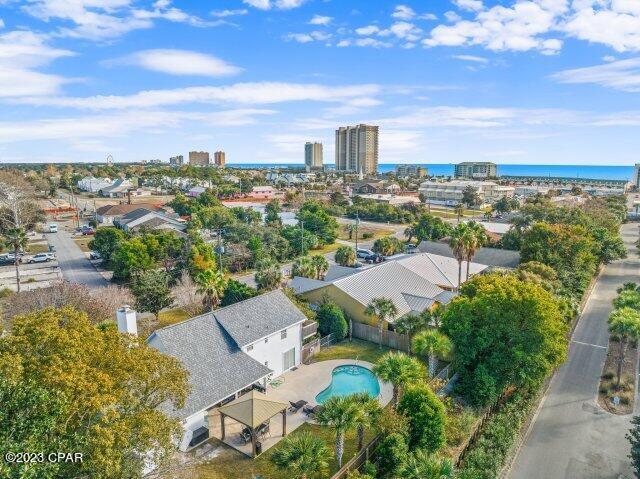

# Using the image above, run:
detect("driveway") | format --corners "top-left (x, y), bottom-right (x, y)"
top-left (508, 222), bottom-right (639, 479)
top-left (46, 231), bottom-right (108, 288)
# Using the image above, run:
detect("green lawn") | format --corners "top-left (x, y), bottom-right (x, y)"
top-left (73, 236), bottom-right (93, 252)
top-left (158, 308), bottom-right (191, 328)
top-left (188, 423), bottom-right (374, 479)
top-left (337, 224), bottom-right (392, 242)
top-left (312, 339), bottom-right (403, 364)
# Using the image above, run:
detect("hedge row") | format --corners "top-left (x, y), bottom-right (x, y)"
top-left (457, 388), bottom-right (538, 479)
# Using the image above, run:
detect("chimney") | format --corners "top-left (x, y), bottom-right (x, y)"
top-left (117, 305), bottom-right (137, 335)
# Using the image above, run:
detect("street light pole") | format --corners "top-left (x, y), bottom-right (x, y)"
top-left (354, 209), bottom-right (360, 252)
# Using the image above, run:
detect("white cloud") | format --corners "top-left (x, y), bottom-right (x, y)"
top-left (388, 22), bottom-right (422, 41)
top-left (243, 0), bottom-right (306, 10)
top-left (15, 82), bottom-right (382, 109)
top-left (354, 38), bottom-right (393, 48)
top-left (444, 11), bottom-right (462, 22)
top-left (22, 0), bottom-right (215, 40)
top-left (392, 5), bottom-right (416, 20)
top-left (110, 49), bottom-right (242, 77)
top-left (452, 54), bottom-right (489, 63)
top-left (424, 1), bottom-right (566, 54)
top-left (211, 9), bottom-right (248, 18)
top-left (551, 58), bottom-right (640, 92)
top-left (0, 30), bottom-right (74, 97)
top-left (453, 0), bottom-right (484, 12)
top-left (283, 31), bottom-right (331, 43)
top-left (564, 1), bottom-right (640, 52)
top-left (0, 109), bottom-right (276, 143)
top-left (355, 25), bottom-right (380, 36)
top-left (309, 15), bottom-right (332, 25)
top-left (419, 13), bottom-right (438, 21)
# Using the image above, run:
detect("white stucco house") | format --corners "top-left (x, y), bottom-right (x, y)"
top-left (145, 290), bottom-right (309, 451)
top-left (77, 176), bottom-right (114, 193)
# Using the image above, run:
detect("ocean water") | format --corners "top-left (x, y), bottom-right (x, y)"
top-left (226, 163), bottom-right (635, 181)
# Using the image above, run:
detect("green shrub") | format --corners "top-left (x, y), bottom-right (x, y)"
top-left (602, 372), bottom-right (615, 380)
top-left (397, 382), bottom-right (446, 453)
top-left (361, 232), bottom-right (373, 239)
top-left (316, 301), bottom-right (348, 340)
top-left (376, 433), bottom-right (408, 478)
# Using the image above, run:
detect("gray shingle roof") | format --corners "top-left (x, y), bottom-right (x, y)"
top-left (214, 290), bottom-right (308, 348)
top-left (417, 241), bottom-right (521, 269)
top-left (147, 314), bottom-right (271, 419)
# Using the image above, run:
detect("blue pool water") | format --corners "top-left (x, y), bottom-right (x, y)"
top-left (315, 365), bottom-right (380, 404)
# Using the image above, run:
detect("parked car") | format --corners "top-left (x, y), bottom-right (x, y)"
top-left (405, 244), bottom-right (419, 254)
top-left (49, 223), bottom-right (58, 233)
top-left (0, 255), bottom-right (14, 266)
top-left (89, 251), bottom-right (102, 260)
top-left (363, 252), bottom-right (385, 264)
top-left (356, 248), bottom-right (375, 259)
top-left (1, 252), bottom-right (26, 263)
top-left (81, 226), bottom-right (95, 236)
top-left (28, 253), bottom-right (56, 264)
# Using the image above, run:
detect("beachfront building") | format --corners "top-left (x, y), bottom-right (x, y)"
top-left (304, 142), bottom-right (323, 169)
top-left (335, 124), bottom-right (379, 175)
top-left (633, 164), bottom-right (640, 189)
top-left (454, 162), bottom-right (498, 179)
top-left (418, 180), bottom-right (514, 206)
top-left (396, 165), bottom-right (428, 178)
top-left (214, 151), bottom-right (226, 168)
top-left (189, 151), bottom-right (210, 167)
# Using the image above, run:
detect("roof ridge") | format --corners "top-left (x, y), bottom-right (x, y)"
top-left (332, 260), bottom-right (394, 284)
top-left (423, 253), bottom-right (456, 288)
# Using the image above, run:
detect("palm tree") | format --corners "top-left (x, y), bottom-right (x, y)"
top-left (195, 268), bottom-right (227, 312)
top-left (372, 351), bottom-right (425, 404)
top-left (398, 449), bottom-right (454, 479)
top-left (350, 392), bottom-right (382, 451)
top-left (448, 224), bottom-right (468, 291)
top-left (454, 204), bottom-right (464, 223)
top-left (2, 227), bottom-right (28, 293)
top-left (291, 256), bottom-right (315, 279)
top-left (608, 307), bottom-right (640, 388)
top-left (310, 254), bottom-right (329, 280)
top-left (345, 223), bottom-right (355, 240)
top-left (334, 246), bottom-right (356, 267)
top-left (270, 432), bottom-right (332, 479)
top-left (364, 298), bottom-right (398, 349)
top-left (413, 329), bottom-right (453, 379)
top-left (404, 225), bottom-right (415, 244)
top-left (315, 395), bottom-right (360, 467)
top-left (463, 221), bottom-right (488, 281)
top-left (394, 313), bottom-right (428, 355)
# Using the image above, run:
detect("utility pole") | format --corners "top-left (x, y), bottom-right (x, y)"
top-left (354, 208), bottom-right (360, 252)
top-left (216, 228), bottom-right (224, 270)
top-left (300, 219), bottom-right (305, 257)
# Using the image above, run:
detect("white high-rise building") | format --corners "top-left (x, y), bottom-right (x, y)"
top-left (633, 164), bottom-right (640, 188)
top-left (335, 124), bottom-right (379, 175)
top-left (304, 142), bottom-right (323, 169)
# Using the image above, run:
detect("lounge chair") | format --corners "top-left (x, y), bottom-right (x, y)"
top-left (289, 400), bottom-right (308, 413)
top-left (303, 405), bottom-right (321, 416)
top-left (239, 427), bottom-right (251, 445)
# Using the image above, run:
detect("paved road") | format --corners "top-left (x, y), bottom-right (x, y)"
top-left (46, 231), bottom-right (108, 288)
top-left (509, 222), bottom-right (639, 479)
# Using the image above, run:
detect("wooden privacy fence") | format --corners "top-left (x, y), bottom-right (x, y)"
top-left (351, 322), bottom-right (410, 352)
top-left (301, 333), bottom-right (336, 363)
top-left (330, 435), bottom-right (381, 479)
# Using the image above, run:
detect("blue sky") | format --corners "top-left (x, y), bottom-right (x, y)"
top-left (0, 0), bottom-right (639, 165)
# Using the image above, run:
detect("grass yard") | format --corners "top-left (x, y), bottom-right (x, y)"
top-left (158, 308), bottom-right (191, 328)
top-left (337, 224), bottom-right (392, 242)
top-left (311, 338), bottom-right (403, 364)
top-left (27, 242), bottom-right (50, 254)
top-left (185, 423), bottom-right (374, 479)
top-left (73, 236), bottom-right (93, 252)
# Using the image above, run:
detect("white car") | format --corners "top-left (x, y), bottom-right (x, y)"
top-left (356, 248), bottom-right (375, 259)
top-left (28, 253), bottom-right (56, 263)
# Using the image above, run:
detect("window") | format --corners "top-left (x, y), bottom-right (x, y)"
top-left (281, 329), bottom-right (287, 340)
top-left (246, 344), bottom-right (253, 352)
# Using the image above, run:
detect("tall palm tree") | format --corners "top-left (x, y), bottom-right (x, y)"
top-left (350, 392), bottom-right (382, 451)
top-left (448, 224), bottom-right (468, 291)
top-left (315, 395), bottom-right (360, 467)
top-left (372, 351), bottom-right (425, 404)
top-left (310, 254), bottom-right (329, 280)
top-left (608, 307), bottom-right (640, 387)
top-left (463, 221), bottom-right (488, 281)
top-left (270, 432), bottom-right (332, 479)
top-left (413, 329), bottom-right (453, 379)
top-left (291, 256), bottom-right (315, 279)
top-left (454, 204), bottom-right (464, 223)
top-left (2, 227), bottom-right (28, 293)
top-left (195, 268), bottom-right (227, 312)
top-left (364, 297), bottom-right (398, 349)
top-left (398, 449), bottom-right (454, 479)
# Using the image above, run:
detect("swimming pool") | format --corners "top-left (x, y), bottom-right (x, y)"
top-left (315, 365), bottom-right (380, 404)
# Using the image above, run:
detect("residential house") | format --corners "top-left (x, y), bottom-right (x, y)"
top-left (418, 180), bottom-right (514, 206)
top-left (417, 240), bottom-right (521, 268)
top-left (146, 290), bottom-right (309, 450)
top-left (96, 203), bottom-right (166, 225)
top-left (249, 186), bottom-right (277, 199)
top-left (114, 208), bottom-right (187, 234)
top-left (396, 253), bottom-right (489, 290)
top-left (77, 176), bottom-right (114, 193)
top-left (294, 260), bottom-right (456, 327)
top-left (350, 180), bottom-right (400, 196)
top-left (100, 179), bottom-right (151, 198)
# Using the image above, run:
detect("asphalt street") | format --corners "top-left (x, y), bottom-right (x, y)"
top-left (46, 230), bottom-right (108, 288)
top-left (509, 222), bottom-right (639, 479)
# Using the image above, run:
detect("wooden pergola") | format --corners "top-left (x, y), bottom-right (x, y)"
top-left (217, 390), bottom-right (289, 457)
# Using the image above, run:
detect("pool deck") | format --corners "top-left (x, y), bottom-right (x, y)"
top-left (207, 359), bottom-right (392, 457)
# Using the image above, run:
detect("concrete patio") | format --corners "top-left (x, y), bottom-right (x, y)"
top-left (207, 359), bottom-right (392, 457)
